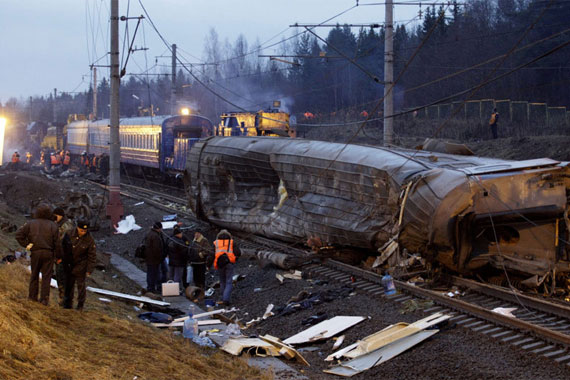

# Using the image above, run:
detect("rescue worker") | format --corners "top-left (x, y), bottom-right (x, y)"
top-left (99, 153), bottom-right (110, 178)
top-left (80, 151), bottom-right (88, 174)
top-left (50, 152), bottom-right (59, 167)
top-left (15, 204), bottom-right (59, 305)
top-left (63, 220), bottom-right (96, 310)
top-left (26, 152), bottom-right (32, 164)
top-left (144, 222), bottom-right (165, 293)
top-left (53, 207), bottom-right (74, 305)
top-left (213, 229), bottom-right (241, 306)
top-left (62, 151), bottom-right (71, 171)
top-left (40, 151), bottom-right (45, 166)
top-left (90, 154), bottom-right (97, 173)
top-left (11, 151), bottom-right (20, 163)
top-left (489, 108), bottom-right (499, 139)
top-left (191, 232), bottom-right (211, 290)
top-left (167, 225), bottom-right (189, 292)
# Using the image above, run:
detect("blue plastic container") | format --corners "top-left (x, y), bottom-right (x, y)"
top-left (382, 274), bottom-right (397, 295)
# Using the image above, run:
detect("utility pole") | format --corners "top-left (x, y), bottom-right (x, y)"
top-left (170, 43), bottom-right (177, 115)
top-left (107, 0), bottom-right (123, 227)
top-left (53, 88), bottom-right (57, 124)
top-left (92, 67), bottom-right (98, 119)
top-left (383, 0), bottom-right (394, 146)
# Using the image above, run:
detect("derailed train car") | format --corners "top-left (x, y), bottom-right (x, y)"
top-left (184, 136), bottom-right (570, 279)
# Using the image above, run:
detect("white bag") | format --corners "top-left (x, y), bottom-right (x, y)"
top-left (162, 280), bottom-right (180, 296)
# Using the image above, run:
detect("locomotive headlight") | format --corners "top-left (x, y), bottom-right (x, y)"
top-left (0, 117), bottom-right (6, 166)
top-left (180, 107), bottom-right (190, 116)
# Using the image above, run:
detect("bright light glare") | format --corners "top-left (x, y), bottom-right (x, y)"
top-left (0, 117), bottom-right (6, 166)
top-left (180, 107), bottom-right (190, 116)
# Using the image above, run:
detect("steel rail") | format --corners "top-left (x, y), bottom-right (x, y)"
top-left (325, 259), bottom-right (570, 348)
top-left (451, 276), bottom-right (570, 320)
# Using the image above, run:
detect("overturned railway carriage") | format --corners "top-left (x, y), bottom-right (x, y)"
top-left (67, 115), bottom-right (213, 173)
top-left (185, 136), bottom-right (570, 278)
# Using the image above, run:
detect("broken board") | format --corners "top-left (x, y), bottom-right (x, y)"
top-left (86, 286), bottom-right (170, 306)
top-left (260, 335), bottom-right (310, 366)
top-left (222, 337), bottom-right (282, 357)
top-left (283, 316), bottom-right (365, 345)
top-left (324, 330), bottom-right (438, 377)
top-left (152, 319), bottom-right (222, 328)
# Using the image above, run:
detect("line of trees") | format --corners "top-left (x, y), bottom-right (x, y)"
top-left (3, 0), bottom-right (569, 128)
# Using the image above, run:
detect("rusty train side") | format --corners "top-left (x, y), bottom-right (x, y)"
top-left (184, 136), bottom-right (570, 279)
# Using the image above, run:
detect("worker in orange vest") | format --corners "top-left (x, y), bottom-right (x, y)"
top-left (26, 152), bottom-right (32, 164)
top-left (11, 151), bottom-right (20, 163)
top-left (90, 155), bottom-right (97, 173)
top-left (62, 151), bottom-right (71, 171)
top-left (213, 229), bottom-right (240, 306)
top-left (50, 153), bottom-right (58, 166)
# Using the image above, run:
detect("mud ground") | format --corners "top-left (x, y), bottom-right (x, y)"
top-left (1, 166), bottom-right (568, 379)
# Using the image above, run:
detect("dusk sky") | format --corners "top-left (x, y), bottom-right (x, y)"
top-left (0, 0), bottom-right (420, 102)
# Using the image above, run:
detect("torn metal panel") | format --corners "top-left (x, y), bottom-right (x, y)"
top-left (185, 137), bottom-right (570, 276)
top-left (283, 316), bottom-right (365, 345)
top-left (324, 330), bottom-right (439, 377)
top-left (222, 337), bottom-right (282, 357)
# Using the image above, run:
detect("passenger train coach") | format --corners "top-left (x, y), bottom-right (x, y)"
top-left (66, 114), bottom-right (214, 174)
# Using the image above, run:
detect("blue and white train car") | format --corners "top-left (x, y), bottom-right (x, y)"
top-left (66, 115), bottom-right (214, 173)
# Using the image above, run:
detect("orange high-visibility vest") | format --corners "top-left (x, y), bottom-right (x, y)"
top-left (92, 156), bottom-right (97, 167)
top-left (63, 154), bottom-right (71, 165)
top-left (50, 155), bottom-right (58, 165)
top-left (11, 153), bottom-right (20, 163)
top-left (213, 239), bottom-right (236, 269)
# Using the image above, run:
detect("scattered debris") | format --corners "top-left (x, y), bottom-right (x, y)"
top-left (160, 221), bottom-right (178, 229)
top-left (138, 312), bottom-right (173, 324)
top-left (399, 299), bottom-right (434, 314)
top-left (325, 330), bottom-right (440, 377)
top-left (332, 335), bottom-right (345, 350)
top-left (115, 215), bottom-right (141, 234)
top-left (282, 270), bottom-right (302, 280)
top-left (86, 286), bottom-right (170, 306)
top-left (163, 214), bottom-right (177, 221)
top-left (492, 307), bottom-right (517, 318)
top-left (222, 337), bottom-right (282, 357)
top-left (98, 297), bottom-right (112, 303)
top-left (262, 304), bottom-right (274, 320)
top-left (260, 335), bottom-right (310, 366)
top-left (134, 201), bottom-right (145, 206)
top-left (283, 316), bottom-right (366, 345)
top-left (276, 273), bottom-right (284, 284)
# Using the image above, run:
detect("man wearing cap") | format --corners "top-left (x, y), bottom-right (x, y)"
top-left (167, 226), bottom-right (190, 292)
top-left (63, 220), bottom-right (97, 310)
top-left (191, 232), bottom-right (211, 290)
top-left (213, 229), bottom-right (241, 306)
top-left (53, 207), bottom-right (74, 305)
top-left (144, 222), bottom-right (165, 293)
top-left (16, 204), bottom-right (60, 305)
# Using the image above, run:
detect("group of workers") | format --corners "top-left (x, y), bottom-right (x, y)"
top-left (15, 205), bottom-right (96, 310)
top-left (144, 223), bottom-right (240, 306)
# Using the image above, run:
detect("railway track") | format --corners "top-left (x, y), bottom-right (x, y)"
top-left (93, 180), bottom-right (570, 366)
top-left (308, 260), bottom-right (570, 366)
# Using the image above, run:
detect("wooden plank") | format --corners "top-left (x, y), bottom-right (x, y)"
top-left (260, 335), bottom-right (310, 366)
top-left (283, 316), bottom-right (365, 345)
top-left (172, 308), bottom-right (237, 323)
top-left (86, 286), bottom-right (170, 306)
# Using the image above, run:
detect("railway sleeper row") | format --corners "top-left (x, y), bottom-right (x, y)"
top-left (306, 262), bottom-right (570, 367)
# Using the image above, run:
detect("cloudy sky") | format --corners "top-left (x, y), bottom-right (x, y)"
top-left (0, 0), bottom-right (419, 102)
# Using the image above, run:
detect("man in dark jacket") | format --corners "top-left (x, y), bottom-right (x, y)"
top-left (15, 204), bottom-right (60, 305)
top-left (167, 226), bottom-right (190, 292)
top-left (63, 220), bottom-right (96, 310)
top-left (53, 207), bottom-right (74, 306)
top-left (191, 232), bottom-right (211, 290)
top-left (145, 222), bottom-right (165, 293)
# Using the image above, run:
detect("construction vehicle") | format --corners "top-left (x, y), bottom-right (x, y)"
top-left (217, 109), bottom-right (296, 138)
